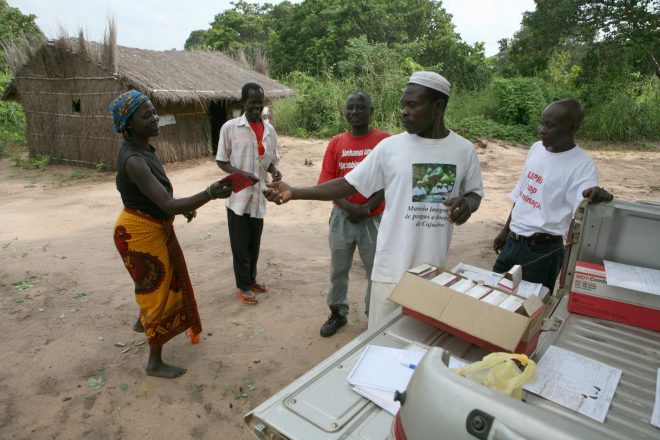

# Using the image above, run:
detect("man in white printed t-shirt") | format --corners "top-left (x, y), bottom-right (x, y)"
top-left (264, 71), bottom-right (484, 330)
top-left (493, 99), bottom-right (612, 292)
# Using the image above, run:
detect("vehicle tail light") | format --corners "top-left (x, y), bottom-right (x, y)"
top-left (392, 411), bottom-right (407, 440)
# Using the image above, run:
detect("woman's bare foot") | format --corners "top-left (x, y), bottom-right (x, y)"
top-left (146, 346), bottom-right (186, 379)
top-left (133, 317), bottom-right (144, 333)
top-left (146, 361), bottom-right (187, 378)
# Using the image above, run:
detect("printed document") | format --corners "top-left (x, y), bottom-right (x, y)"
top-left (524, 346), bottom-right (621, 423)
top-left (516, 280), bottom-right (543, 299)
top-left (603, 260), bottom-right (660, 296)
top-left (348, 345), bottom-right (469, 415)
top-left (347, 345), bottom-right (426, 392)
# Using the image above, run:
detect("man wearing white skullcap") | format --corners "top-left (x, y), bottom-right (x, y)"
top-left (408, 71), bottom-right (451, 96)
top-left (264, 71), bottom-right (484, 330)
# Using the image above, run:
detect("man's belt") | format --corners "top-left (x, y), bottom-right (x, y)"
top-left (509, 232), bottom-right (563, 243)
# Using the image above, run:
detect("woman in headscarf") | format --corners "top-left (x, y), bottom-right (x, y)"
top-left (110, 90), bottom-right (231, 378)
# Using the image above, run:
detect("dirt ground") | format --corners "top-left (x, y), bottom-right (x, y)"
top-left (1, 135), bottom-right (658, 439)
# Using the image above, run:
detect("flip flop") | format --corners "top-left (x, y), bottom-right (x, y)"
top-left (235, 289), bottom-right (259, 305)
top-left (251, 282), bottom-right (269, 293)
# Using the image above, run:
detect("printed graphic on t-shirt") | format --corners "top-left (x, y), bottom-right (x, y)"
top-left (411, 163), bottom-right (456, 203)
top-left (518, 170), bottom-right (543, 210)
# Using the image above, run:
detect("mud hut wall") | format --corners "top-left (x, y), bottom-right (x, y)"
top-left (152, 101), bottom-right (213, 163)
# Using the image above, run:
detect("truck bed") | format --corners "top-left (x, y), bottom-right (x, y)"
top-left (245, 299), bottom-right (659, 439)
top-left (245, 200), bottom-right (660, 439)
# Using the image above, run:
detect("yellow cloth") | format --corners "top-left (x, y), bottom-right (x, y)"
top-left (113, 208), bottom-right (201, 346)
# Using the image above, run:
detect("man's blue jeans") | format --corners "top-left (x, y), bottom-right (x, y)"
top-left (327, 206), bottom-right (380, 317)
top-left (493, 235), bottom-right (564, 293)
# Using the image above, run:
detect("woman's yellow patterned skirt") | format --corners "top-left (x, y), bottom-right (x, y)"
top-left (113, 208), bottom-right (202, 347)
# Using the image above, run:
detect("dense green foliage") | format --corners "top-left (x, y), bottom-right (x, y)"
top-left (0, 0), bottom-right (42, 158)
top-left (189, 0), bottom-right (658, 144)
top-left (0, 0), bottom-right (657, 154)
top-left (188, 0), bottom-right (490, 91)
top-left (493, 0), bottom-right (660, 141)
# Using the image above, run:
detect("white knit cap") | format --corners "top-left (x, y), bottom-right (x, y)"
top-left (408, 71), bottom-right (451, 96)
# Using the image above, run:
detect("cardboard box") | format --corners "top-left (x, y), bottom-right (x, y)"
top-left (568, 261), bottom-right (660, 331)
top-left (389, 272), bottom-right (545, 355)
top-left (497, 265), bottom-right (522, 293)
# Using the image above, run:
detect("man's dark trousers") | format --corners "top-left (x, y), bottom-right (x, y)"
top-left (227, 208), bottom-right (263, 292)
top-left (493, 235), bottom-right (564, 293)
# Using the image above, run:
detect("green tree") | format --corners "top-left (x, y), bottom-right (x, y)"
top-left (188, 0), bottom-right (490, 89)
top-left (267, 0), bottom-right (489, 88)
top-left (0, 1), bottom-right (43, 157)
top-left (498, 0), bottom-right (658, 79)
top-left (580, 0), bottom-right (660, 77)
top-left (185, 1), bottom-right (280, 53)
top-left (0, 0), bottom-right (43, 74)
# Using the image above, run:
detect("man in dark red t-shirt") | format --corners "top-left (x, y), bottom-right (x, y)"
top-left (317, 92), bottom-right (390, 337)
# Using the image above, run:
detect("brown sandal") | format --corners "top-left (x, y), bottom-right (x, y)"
top-left (251, 282), bottom-right (269, 293)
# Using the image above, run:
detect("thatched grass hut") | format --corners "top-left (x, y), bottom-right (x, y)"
top-left (2, 34), bottom-right (293, 168)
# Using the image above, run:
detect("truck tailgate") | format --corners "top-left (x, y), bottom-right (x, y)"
top-left (244, 311), bottom-right (489, 439)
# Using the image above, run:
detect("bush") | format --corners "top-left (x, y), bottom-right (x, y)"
top-left (273, 68), bottom-right (408, 138)
top-left (580, 77), bottom-right (660, 141)
top-left (0, 71), bottom-right (27, 158)
top-left (0, 100), bottom-right (26, 158)
top-left (451, 116), bottom-right (536, 145)
top-left (488, 78), bottom-right (547, 127)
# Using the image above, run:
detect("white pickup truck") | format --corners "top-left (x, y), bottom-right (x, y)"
top-left (244, 200), bottom-right (660, 440)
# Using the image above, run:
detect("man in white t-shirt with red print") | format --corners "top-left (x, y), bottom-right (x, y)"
top-left (317, 92), bottom-right (390, 337)
top-left (493, 99), bottom-right (613, 292)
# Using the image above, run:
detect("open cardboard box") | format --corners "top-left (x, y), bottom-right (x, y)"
top-left (389, 269), bottom-right (545, 355)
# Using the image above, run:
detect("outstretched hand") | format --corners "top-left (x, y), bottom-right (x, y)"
top-left (209, 181), bottom-right (233, 199)
top-left (264, 181), bottom-right (293, 205)
top-left (582, 186), bottom-right (613, 204)
top-left (183, 210), bottom-right (197, 223)
top-left (443, 196), bottom-right (472, 225)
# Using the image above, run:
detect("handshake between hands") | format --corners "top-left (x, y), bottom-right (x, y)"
top-left (263, 181), bottom-right (292, 205)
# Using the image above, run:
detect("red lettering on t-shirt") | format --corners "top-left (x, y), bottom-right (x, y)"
top-left (527, 171), bottom-right (543, 184)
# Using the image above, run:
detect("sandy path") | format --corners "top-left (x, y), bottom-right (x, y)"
top-left (1, 136), bottom-right (658, 439)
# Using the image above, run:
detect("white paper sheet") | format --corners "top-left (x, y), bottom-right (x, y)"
top-left (430, 272), bottom-right (457, 286)
top-left (351, 355), bottom-right (471, 416)
top-left (603, 260), bottom-right (660, 296)
top-left (652, 368), bottom-right (660, 429)
top-left (498, 295), bottom-right (524, 311)
top-left (347, 345), bottom-right (426, 392)
top-left (352, 385), bottom-right (400, 415)
top-left (408, 263), bottom-right (436, 275)
top-left (460, 270), bottom-right (504, 287)
top-left (481, 290), bottom-right (508, 305)
top-left (516, 280), bottom-right (543, 299)
top-left (524, 346), bottom-right (621, 423)
top-left (449, 278), bottom-right (476, 293)
top-left (464, 285), bottom-right (492, 299)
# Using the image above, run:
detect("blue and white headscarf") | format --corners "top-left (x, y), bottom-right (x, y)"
top-left (108, 90), bottom-right (150, 133)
